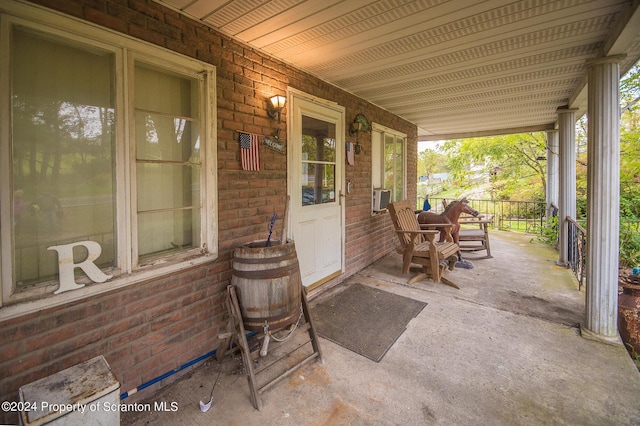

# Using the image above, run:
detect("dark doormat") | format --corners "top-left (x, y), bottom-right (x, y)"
top-left (311, 283), bottom-right (427, 362)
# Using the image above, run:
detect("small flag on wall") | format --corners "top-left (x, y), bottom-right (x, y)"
top-left (239, 131), bottom-right (260, 171)
top-left (346, 141), bottom-right (355, 165)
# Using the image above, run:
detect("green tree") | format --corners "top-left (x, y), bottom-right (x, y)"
top-left (432, 64), bottom-right (640, 265)
top-left (442, 133), bottom-right (547, 201)
top-left (619, 65), bottom-right (640, 266)
top-left (620, 64), bottom-right (640, 221)
top-left (417, 148), bottom-right (447, 179)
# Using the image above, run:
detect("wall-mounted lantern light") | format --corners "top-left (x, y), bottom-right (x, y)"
top-left (268, 95), bottom-right (286, 123)
top-left (349, 113), bottom-right (370, 154)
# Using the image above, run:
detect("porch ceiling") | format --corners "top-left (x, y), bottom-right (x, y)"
top-left (156, 0), bottom-right (640, 141)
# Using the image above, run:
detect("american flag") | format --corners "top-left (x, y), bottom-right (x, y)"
top-left (239, 131), bottom-right (260, 171)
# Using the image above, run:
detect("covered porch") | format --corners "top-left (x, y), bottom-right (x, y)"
top-left (2, 2), bottom-right (639, 423)
top-left (122, 230), bottom-right (640, 425)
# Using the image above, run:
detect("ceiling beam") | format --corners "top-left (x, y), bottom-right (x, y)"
top-left (418, 123), bottom-right (556, 142)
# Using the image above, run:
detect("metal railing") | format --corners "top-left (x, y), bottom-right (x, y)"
top-left (418, 197), bottom-right (548, 235)
top-left (567, 216), bottom-right (587, 290)
top-left (417, 196), bottom-right (639, 291)
top-left (567, 218), bottom-right (639, 291)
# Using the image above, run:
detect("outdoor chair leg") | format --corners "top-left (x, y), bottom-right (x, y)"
top-left (408, 271), bottom-right (428, 285)
top-left (441, 276), bottom-right (461, 289)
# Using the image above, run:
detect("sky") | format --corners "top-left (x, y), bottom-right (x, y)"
top-left (418, 140), bottom-right (443, 153)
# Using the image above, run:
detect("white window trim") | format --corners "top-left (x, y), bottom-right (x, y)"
top-left (371, 122), bottom-right (407, 212)
top-left (0, 2), bottom-right (218, 320)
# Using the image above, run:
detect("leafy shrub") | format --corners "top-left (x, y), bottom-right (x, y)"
top-left (538, 215), bottom-right (559, 246)
top-left (620, 222), bottom-right (640, 268)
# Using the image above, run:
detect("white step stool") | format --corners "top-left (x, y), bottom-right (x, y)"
top-left (19, 355), bottom-right (120, 426)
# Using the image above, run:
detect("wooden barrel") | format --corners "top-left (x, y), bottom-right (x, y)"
top-left (231, 239), bottom-right (302, 332)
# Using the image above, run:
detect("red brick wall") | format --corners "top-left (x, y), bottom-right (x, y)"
top-left (0, 261), bottom-right (228, 419)
top-left (0, 1), bottom-right (417, 422)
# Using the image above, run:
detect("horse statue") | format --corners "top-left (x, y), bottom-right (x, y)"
top-left (417, 198), bottom-right (479, 268)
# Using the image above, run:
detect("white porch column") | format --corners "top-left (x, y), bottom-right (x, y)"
top-left (583, 56), bottom-right (624, 343)
top-left (545, 130), bottom-right (559, 218)
top-left (556, 108), bottom-right (577, 266)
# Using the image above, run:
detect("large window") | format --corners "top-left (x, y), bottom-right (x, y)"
top-left (371, 123), bottom-right (406, 207)
top-left (10, 28), bottom-right (117, 294)
top-left (0, 11), bottom-right (217, 309)
top-left (134, 62), bottom-right (203, 262)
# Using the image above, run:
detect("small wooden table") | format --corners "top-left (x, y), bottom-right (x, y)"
top-left (458, 215), bottom-right (493, 258)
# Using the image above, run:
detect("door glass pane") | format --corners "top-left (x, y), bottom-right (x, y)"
top-left (301, 116), bottom-right (336, 206)
top-left (301, 163), bottom-right (336, 205)
top-left (11, 28), bottom-right (116, 290)
top-left (135, 63), bottom-right (201, 259)
top-left (301, 117), bottom-right (335, 161)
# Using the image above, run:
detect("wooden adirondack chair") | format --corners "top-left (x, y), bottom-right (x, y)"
top-left (388, 200), bottom-right (460, 288)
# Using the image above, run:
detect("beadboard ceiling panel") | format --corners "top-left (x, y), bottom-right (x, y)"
top-left (156, 0), bottom-right (640, 140)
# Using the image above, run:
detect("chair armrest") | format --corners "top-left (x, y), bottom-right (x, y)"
top-left (395, 228), bottom-right (440, 233)
top-left (396, 229), bottom-right (439, 254)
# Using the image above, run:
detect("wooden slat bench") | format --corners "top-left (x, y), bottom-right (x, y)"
top-left (458, 215), bottom-right (493, 258)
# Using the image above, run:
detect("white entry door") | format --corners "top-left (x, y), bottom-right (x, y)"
top-left (288, 91), bottom-right (345, 288)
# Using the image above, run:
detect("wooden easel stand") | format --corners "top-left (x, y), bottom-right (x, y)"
top-left (222, 284), bottom-right (323, 410)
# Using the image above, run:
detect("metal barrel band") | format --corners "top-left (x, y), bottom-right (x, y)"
top-left (232, 251), bottom-right (297, 265)
top-left (242, 309), bottom-right (301, 331)
top-left (232, 262), bottom-right (300, 280)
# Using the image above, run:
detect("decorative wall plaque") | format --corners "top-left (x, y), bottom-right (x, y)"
top-left (262, 135), bottom-right (285, 154)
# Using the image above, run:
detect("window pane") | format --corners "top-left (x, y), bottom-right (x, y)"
top-left (12, 28), bottom-right (116, 289)
top-left (395, 137), bottom-right (404, 201)
top-left (138, 209), bottom-right (201, 258)
top-left (135, 63), bottom-right (201, 259)
top-left (135, 64), bottom-right (198, 118)
top-left (136, 164), bottom-right (199, 211)
top-left (384, 134), bottom-right (395, 193)
top-left (136, 113), bottom-right (200, 163)
top-left (301, 163), bottom-right (336, 205)
top-left (383, 134), bottom-right (404, 202)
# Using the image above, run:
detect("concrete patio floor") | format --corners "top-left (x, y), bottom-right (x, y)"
top-left (121, 231), bottom-right (640, 426)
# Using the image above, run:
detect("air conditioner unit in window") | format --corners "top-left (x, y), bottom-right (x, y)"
top-left (372, 189), bottom-right (391, 211)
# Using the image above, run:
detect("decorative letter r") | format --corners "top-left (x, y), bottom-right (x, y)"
top-left (48, 240), bottom-right (113, 295)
